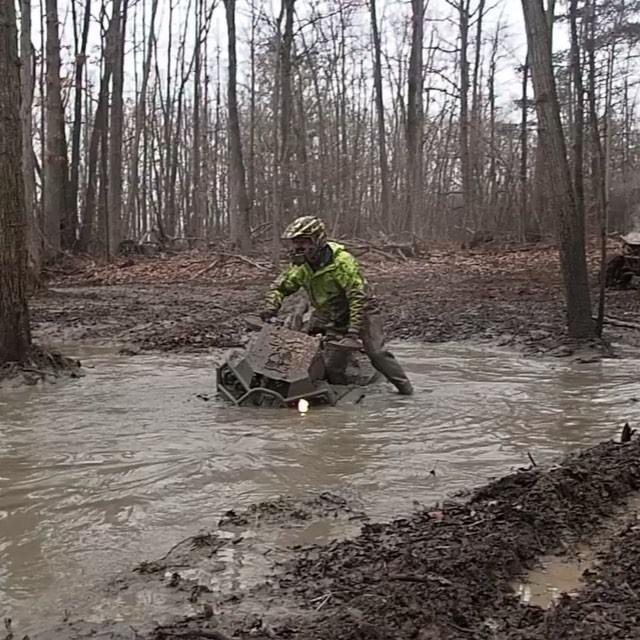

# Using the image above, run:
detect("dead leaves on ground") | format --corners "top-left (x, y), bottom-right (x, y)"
top-left (43, 243), bottom-right (609, 291)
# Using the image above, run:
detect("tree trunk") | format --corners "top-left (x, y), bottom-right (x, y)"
top-left (569, 0), bottom-right (585, 222)
top-left (470, 0), bottom-right (486, 228)
top-left (78, 17), bottom-right (116, 253)
top-left (20, 0), bottom-right (39, 287)
top-left (223, 0), bottom-right (251, 252)
top-left (189, 0), bottom-right (203, 247)
top-left (457, 0), bottom-right (472, 233)
top-left (279, 0), bottom-right (296, 222)
top-left (271, 7), bottom-right (284, 266)
top-left (108, 0), bottom-right (127, 256)
top-left (530, 0), bottom-right (555, 236)
top-left (0, 0), bottom-right (31, 363)
top-left (44, 0), bottom-right (71, 259)
top-left (584, 0), bottom-right (611, 337)
top-left (125, 0), bottom-right (158, 238)
top-left (406, 0), bottom-right (424, 235)
top-left (368, 0), bottom-right (391, 231)
top-left (68, 0), bottom-right (91, 251)
top-left (521, 0), bottom-right (594, 339)
top-left (519, 56), bottom-right (529, 241)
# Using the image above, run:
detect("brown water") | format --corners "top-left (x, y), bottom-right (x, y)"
top-left (2, 341), bottom-right (640, 631)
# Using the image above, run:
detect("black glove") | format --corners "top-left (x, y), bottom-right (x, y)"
top-left (259, 308), bottom-right (277, 322)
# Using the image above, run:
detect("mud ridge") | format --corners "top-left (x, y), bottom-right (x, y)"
top-left (27, 434), bottom-right (640, 640)
top-left (217, 491), bottom-right (369, 529)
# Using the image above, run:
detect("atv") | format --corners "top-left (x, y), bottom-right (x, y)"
top-left (605, 232), bottom-right (640, 289)
top-left (216, 313), bottom-right (381, 408)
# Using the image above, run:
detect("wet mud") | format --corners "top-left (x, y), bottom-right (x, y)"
top-left (514, 521), bottom-right (640, 639)
top-left (0, 344), bottom-right (83, 387)
top-left (25, 433), bottom-right (640, 640)
top-left (216, 492), bottom-right (368, 528)
top-left (29, 245), bottom-right (640, 357)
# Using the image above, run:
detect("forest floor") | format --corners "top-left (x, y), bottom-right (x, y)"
top-left (29, 241), bottom-right (640, 358)
top-left (28, 433), bottom-right (640, 640)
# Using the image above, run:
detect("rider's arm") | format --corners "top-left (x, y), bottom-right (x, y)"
top-left (266, 266), bottom-right (304, 310)
top-left (334, 254), bottom-right (367, 335)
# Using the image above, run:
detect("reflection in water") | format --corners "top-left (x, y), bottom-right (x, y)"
top-left (1, 341), bottom-right (640, 630)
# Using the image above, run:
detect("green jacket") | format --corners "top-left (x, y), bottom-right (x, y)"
top-left (266, 242), bottom-right (370, 334)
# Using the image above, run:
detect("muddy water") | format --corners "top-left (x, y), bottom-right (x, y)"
top-left (2, 341), bottom-right (640, 631)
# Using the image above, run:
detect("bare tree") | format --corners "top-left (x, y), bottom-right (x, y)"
top-left (521, 0), bottom-right (594, 338)
top-left (406, 0), bottom-right (425, 234)
top-left (0, 0), bottom-right (31, 362)
top-left (43, 0), bottom-right (71, 259)
top-left (224, 0), bottom-right (251, 251)
top-left (20, 0), bottom-right (39, 285)
top-left (68, 0), bottom-right (92, 250)
top-left (368, 0), bottom-right (391, 230)
top-left (125, 0), bottom-right (159, 236)
top-left (107, 0), bottom-right (129, 255)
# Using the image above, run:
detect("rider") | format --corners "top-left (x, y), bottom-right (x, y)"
top-left (259, 215), bottom-right (414, 395)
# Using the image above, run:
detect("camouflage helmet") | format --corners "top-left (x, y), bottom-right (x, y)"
top-left (281, 216), bottom-right (327, 243)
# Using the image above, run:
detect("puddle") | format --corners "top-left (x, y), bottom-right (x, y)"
top-left (514, 492), bottom-right (640, 608)
top-left (3, 341), bottom-right (640, 631)
top-left (515, 544), bottom-right (593, 608)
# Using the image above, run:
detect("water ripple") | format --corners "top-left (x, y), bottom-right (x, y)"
top-left (2, 342), bottom-right (640, 629)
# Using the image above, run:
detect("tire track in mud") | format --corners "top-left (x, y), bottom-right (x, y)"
top-left (512, 508), bottom-right (640, 640)
top-left (25, 435), bottom-right (640, 640)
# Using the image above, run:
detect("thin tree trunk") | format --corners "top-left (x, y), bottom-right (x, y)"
top-left (108, 0), bottom-right (127, 256)
top-left (190, 0), bottom-right (203, 247)
top-left (519, 56), bottom-right (529, 241)
top-left (369, 0), bottom-right (391, 231)
top-left (125, 0), bottom-right (158, 241)
top-left (69, 0), bottom-right (91, 251)
top-left (406, 0), bottom-right (424, 235)
top-left (569, 0), bottom-right (585, 224)
top-left (78, 15), bottom-right (116, 253)
top-left (457, 0), bottom-right (472, 233)
top-left (223, 0), bottom-right (251, 251)
top-left (44, 0), bottom-right (70, 259)
top-left (584, 0), bottom-right (611, 337)
top-left (271, 7), bottom-right (284, 267)
top-left (280, 0), bottom-right (296, 221)
top-left (20, 0), bottom-right (39, 287)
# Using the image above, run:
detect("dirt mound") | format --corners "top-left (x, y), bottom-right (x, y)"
top-left (218, 491), bottom-right (368, 528)
top-left (0, 344), bottom-right (82, 387)
top-left (28, 433), bottom-right (640, 640)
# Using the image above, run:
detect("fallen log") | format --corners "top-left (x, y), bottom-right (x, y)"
top-left (190, 259), bottom-right (221, 280)
top-left (593, 315), bottom-right (640, 331)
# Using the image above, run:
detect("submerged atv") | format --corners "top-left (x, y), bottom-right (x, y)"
top-left (216, 314), bottom-right (381, 408)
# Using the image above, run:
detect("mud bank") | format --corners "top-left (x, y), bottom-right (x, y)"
top-left (29, 245), bottom-right (640, 357)
top-left (0, 345), bottom-right (82, 388)
top-left (27, 433), bottom-right (640, 640)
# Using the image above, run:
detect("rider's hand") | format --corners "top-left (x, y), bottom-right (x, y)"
top-left (259, 308), bottom-right (277, 322)
top-left (334, 333), bottom-right (363, 351)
